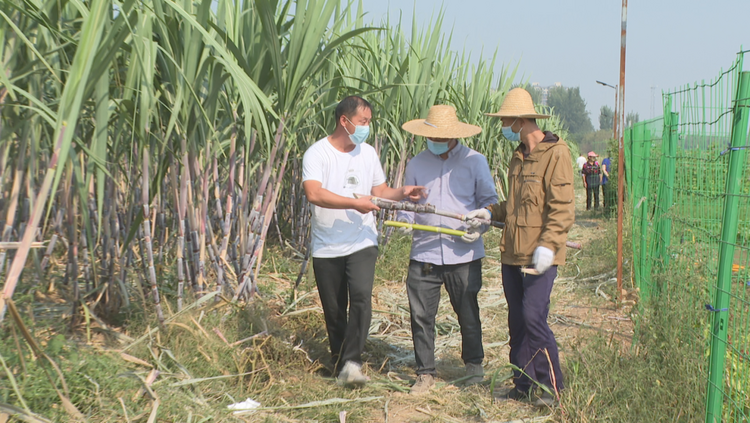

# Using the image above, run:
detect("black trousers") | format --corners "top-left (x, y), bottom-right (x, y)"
top-left (502, 264), bottom-right (564, 393)
top-left (406, 259), bottom-right (484, 376)
top-left (586, 185), bottom-right (600, 210)
top-left (312, 246), bottom-right (378, 372)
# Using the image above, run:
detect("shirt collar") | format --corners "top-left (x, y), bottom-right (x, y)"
top-left (445, 141), bottom-right (465, 159)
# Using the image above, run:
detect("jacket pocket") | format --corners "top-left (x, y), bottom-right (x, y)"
top-left (513, 217), bottom-right (543, 258)
top-left (517, 171), bottom-right (544, 227)
top-left (519, 172), bottom-right (543, 207)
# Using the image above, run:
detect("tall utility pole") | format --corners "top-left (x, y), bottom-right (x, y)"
top-left (596, 80), bottom-right (618, 142)
top-left (616, 0), bottom-right (628, 302)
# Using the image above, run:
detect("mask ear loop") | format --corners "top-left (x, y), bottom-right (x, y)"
top-left (343, 116), bottom-right (355, 136)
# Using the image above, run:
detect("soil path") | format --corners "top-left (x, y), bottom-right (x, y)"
top-left (357, 182), bottom-right (635, 422)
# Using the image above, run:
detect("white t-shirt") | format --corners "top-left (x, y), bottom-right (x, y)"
top-left (302, 137), bottom-right (386, 258)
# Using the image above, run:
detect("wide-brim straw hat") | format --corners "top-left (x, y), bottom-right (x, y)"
top-left (485, 88), bottom-right (551, 119)
top-left (402, 105), bottom-right (482, 138)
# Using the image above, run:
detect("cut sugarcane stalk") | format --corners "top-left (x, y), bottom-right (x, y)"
top-left (384, 221), bottom-right (466, 237)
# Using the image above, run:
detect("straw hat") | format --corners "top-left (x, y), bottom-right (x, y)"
top-left (485, 88), bottom-right (550, 119)
top-left (402, 105), bottom-right (482, 139)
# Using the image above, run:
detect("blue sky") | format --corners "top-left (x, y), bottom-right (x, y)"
top-left (354, 0), bottom-right (750, 128)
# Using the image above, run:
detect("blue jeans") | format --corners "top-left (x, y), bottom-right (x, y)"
top-left (502, 264), bottom-right (564, 393)
top-left (406, 259), bottom-right (484, 375)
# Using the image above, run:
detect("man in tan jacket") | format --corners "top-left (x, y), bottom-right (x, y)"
top-left (467, 88), bottom-right (574, 407)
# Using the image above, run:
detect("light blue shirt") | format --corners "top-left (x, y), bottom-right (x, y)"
top-left (398, 143), bottom-right (498, 265)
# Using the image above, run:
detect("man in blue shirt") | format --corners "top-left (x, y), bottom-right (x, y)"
top-left (398, 105), bottom-right (498, 394)
top-left (601, 155), bottom-right (613, 213)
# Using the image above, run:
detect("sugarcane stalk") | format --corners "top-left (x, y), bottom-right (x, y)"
top-left (384, 221), bottom-right (466, 237)
top-left (0, 146), bottom-right (24, 279)
top-left (355, 194), bottom-right (494, 226)
top-left (141, 148), bottom-right (164, 325)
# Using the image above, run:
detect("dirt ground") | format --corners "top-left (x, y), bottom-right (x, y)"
top-left (7, 183), bottom-right (636, 423)
top-left (272, 183), bottom-right (637, 423)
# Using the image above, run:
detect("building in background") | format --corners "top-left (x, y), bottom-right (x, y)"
top-left (531, 82), bottom-right (562, 106)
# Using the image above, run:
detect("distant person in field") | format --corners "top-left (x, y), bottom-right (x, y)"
top-left (302, 96), bottom-right (425, 387)
top-left (397, 105), bottom-right (498, 395)
top-left (576, 153), bottom-right (586, 175)
top-left (601, 154), bottom-right (612, 211)
top-left (467, 88), bottom-right (574, 408)
top-left (581, 151), bottom-right (602, 210)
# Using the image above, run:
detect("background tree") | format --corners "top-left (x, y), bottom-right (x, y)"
top-left (626, 112), bottom-right (640, 128)
top-left (599, 105), bottom-right (614, 131)
top-left (547, 86), bottom-right (594, 138)
top-left (512, 83), bottom-right (543, 104)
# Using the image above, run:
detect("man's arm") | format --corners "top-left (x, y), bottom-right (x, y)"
top-left (474, 155), bottom-right (499, 208)
top-left (488, 202), bottom-right (507, 223)
top-left (303, 180), bottom-right (379, 214)
top-left (581, 167), bottom-right (587, 188)
top-left (371, 183), bottom-right (425, 202)
top-left (539, 148), bottom-right (575, 253)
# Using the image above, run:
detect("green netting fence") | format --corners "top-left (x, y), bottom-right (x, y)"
top-left (625, 50), bottom-right (750, 422)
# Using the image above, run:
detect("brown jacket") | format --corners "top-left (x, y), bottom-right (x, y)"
top-left (489, 132), bottom-right (575, 266)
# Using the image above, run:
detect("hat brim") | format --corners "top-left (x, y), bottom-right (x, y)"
top-left (484, 112), bottom-right (551, 119)
top-left (402, 119), bottom-right (482, 138)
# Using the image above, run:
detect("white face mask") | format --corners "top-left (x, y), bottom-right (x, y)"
top-left (345, 117), bottom-right (370, 145)
top-left (502, 119), bottom-right (522, 141)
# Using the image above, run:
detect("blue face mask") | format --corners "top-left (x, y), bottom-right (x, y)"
top-left (426, 139), bottom-right (451, 155)
top-left (345, 117), bottom-right (370, 145)
top-left (502, 119), bottom-right (522, 141)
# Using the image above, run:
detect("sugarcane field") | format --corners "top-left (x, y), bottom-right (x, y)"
top-left (1, 0), bottom-right (750, 422)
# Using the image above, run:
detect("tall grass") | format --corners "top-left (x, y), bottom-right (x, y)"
top-left (0, 2), bottom-right (574, 418)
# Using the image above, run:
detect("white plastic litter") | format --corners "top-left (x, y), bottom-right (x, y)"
top-left (227, 398), bottom-right (261, 413)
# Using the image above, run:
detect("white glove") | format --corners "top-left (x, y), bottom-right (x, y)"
top-left (460, 228), bottom-right (481, 243)
top-left (396, 217), bottom-right (412, 235)
top-left (465, 208), bottom-right (491, 228)
top-left (532, 246), bottom-right (555, 274)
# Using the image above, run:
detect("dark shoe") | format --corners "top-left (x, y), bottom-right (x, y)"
top-left (464, 363), bottom-right (484, 385)
top-left (495, 386), bottom-right (531, 402)
top-left (410, 374), bottom-right (435, 395)
top-left (533, 390), bottom-right (558, 408)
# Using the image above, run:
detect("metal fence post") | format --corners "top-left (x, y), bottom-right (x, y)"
top-left (705, 70), bottom-right (750, 423)
top-left (637, 122), bottom-right (653, 296)
top-left (656, 100), bottom-right (678, 270)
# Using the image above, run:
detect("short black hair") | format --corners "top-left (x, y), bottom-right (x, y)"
top-left (335, 96), bottom-right (372, 122)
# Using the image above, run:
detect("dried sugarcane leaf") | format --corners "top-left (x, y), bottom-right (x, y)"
top-left (119, 352), bottom-right (152, 368)
top-left (0, 402), bottom-right (52, 423)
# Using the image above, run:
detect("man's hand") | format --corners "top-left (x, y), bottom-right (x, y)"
top-left (460, 228), bottom-right (481, 243)
top-left (352, 196), bottom-right (381, 214)
top-left (532, 246), bottom-right (554, 274)
top-left (402, 185), bottom-right (427, 202)
top-left (465, 208), bottom-right (491, 228)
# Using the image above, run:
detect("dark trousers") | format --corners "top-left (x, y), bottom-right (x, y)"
top-left (586, 185), bottom-right (600, 210)
top-left (406, 259), bottom-right (484, 376)
top-left (312, 246), bottom-right (378, 372)
top-left (502, 264), bottom-right (564, 393)
top-left (603, 182), bottom-right (615, 212)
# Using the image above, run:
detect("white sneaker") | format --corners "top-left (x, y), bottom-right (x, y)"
top-left (336, 361), bottom-right (369, 387)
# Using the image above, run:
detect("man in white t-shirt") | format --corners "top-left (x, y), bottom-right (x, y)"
top-left (302, 96), bottom-right (424, 387)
